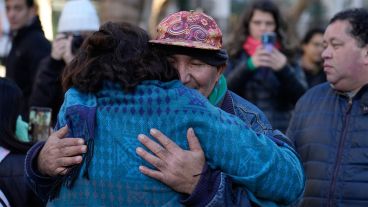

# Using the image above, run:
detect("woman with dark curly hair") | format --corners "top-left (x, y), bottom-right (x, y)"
top-left (47, 21), bottom-right (303, 206)
top-left (226, 0), bottom-right (308, 132)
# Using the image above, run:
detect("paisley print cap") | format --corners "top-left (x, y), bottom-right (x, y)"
top-left (149, 10), bottom-right (223, 50)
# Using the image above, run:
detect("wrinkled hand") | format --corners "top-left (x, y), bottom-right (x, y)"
top-left (136, 128), bottom-right (205, 194)
top-left (251, 46), bottom-right (287, 71)
top-left (37, 125), bottom-right (87, 176)
top-left (51, 34), bottom-right (67, 60)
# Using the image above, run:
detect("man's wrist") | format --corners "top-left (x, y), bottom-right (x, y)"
top-left (180, 163), bottom-right (222, 206)
top-left (37, 147), bottom-right (48, 176)
top-left (25, 141), bottom-right (57, 183)
top-left (185, 170), bottom-right (203, 194)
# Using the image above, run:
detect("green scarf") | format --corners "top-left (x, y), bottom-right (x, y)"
top-left (208, 75), bottom-right (227, 106)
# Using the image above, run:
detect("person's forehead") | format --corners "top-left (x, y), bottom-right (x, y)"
top-left (251, 10), bottom-right (275, 21)
top-left (323, 21), bottom-right (350, 41)
top-left (6, 0), bottom-right (27, 7)
top-left (309, 34), bottom-right (323, 43)
top-left (311, 33), bottom-right (323, 40)
top-left (170, 54), bottom-right (200, 61)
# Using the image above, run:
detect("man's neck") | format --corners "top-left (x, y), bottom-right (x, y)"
top-left (12, 16), bottom-right (36, 34)
top-left (332, 83), bottom-right (367, 98)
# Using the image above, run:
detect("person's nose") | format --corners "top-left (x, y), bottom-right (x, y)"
top-left (321, 46), bottom-right (331, 60)
top-left (177, 64), bottom-right (191, 84)
top-left (260, 23), bottom-right (268, 33)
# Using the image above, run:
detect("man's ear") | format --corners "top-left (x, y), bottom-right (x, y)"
top-left (213, 64), bottom-right (226, 83)
top-left (216, 64), bottom-right (226, 79)
top-left (363, 45), bottom-right (368, 65)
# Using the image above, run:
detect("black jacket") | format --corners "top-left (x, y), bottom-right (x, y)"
top-left (287, 83), bottom-right (368, 207)
top-left (30, 57), bottom-right (65, 126)
top-left (5, 16), bottom-right (51, 120)
top-left (0, 153), bottom-right (44, 207)
top-left (226, 51), bottom-right (307, 132)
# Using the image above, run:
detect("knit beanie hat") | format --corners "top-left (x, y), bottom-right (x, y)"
top-left (57, 0), bottom-right (100, 33)
top-left (150, 10), bottom-right (228, 66)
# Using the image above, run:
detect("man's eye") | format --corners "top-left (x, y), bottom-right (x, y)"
top-left (332, 44), bottom-right (341, 49)
top-left (191, 63), bottom-right (203, 66)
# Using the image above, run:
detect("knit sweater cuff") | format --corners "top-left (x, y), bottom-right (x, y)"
top-left (180, 163), bottom-right (221, 206)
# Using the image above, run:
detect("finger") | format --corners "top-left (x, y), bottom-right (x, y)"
top-left (58, 138), bottom-right (85, 148)
top-left (150, 128), bottom-right (180, 152)
top-left (258, 56), bottom-right (272, 64)
top-left (136, 147), bottom-right (166, 170)
top-left (139, 165), bottom-right (164, 182)
top-left (187, 128), bottom-right (204, 152)
top-left (258, 52), bottom-right (271, 58)
top-left (256, 47), bottom-right (269, 54)
top-left (138, 134), bottom-right (169, 159)
top-left (56, 155), bottom-right (83, 168)
top-left (55, 167), bottom-right (69, 175)
top-left (60, 145), bottom-right (87, 157)
top-left (54, 44), bottom-right (66, 52)
top-left (53, 125), bottom-right (69, 138)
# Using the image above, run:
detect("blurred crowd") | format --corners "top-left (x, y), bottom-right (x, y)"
top-left (0, 0), bottom-right (367, 207)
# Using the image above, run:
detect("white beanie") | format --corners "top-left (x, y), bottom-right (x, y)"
top-left (57, 0), bottom-right (100, 33)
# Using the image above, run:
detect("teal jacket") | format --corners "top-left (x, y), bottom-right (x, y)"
top-left (48, 80), bottom-right (304, 206)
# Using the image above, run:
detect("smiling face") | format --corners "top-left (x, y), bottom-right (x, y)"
top-left (249, 9), bottom-right (276, 40)
top-left (167, 54), bottom-right (224, 98)
top-left (322, 20), bottom-right (368, 92)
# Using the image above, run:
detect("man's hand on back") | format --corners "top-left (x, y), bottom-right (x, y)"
top-left (136, 128), bottom-right (205, 194)
top-left (37, 125), bottom-right (87, 176)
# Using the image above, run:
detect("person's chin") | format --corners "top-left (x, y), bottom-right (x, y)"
top-left (10, 25), bottom-right (20, 31)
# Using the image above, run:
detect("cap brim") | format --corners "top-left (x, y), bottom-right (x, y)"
top-left (149, 39), bottom-right (220, 50)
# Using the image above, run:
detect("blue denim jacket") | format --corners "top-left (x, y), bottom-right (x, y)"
top-left (181, 90), bottom-right (302, 207)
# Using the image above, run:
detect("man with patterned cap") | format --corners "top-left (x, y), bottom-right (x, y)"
top-left (136, 10), bottom-right (305, 206)
top-left (24, 11), bottom-right (304, 206)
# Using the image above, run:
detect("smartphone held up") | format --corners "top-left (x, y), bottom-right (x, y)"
top-left (261, 32), bottom-right (276, 52)
top-left (28, 107), bottom-right (52, 142)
